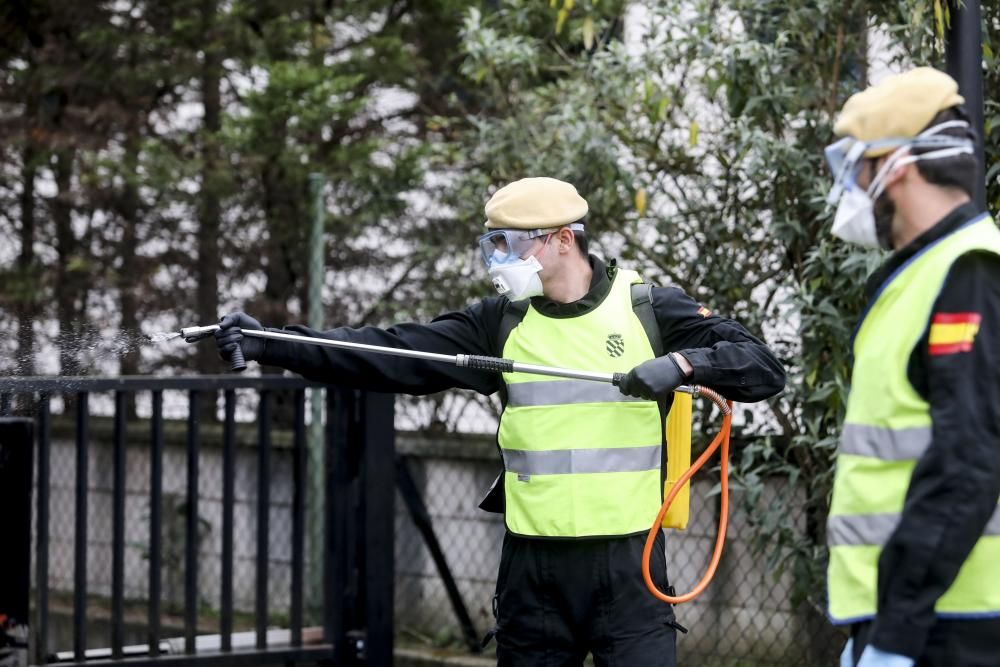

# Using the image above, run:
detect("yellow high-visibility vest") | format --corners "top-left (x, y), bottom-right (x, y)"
top-left (499, 269), bottom-right (665, 537)
top-left (827, 214), bottom-right (1000, 622)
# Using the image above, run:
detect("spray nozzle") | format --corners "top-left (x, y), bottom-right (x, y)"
top-left (179, 324), bottom-right (220, 343)
top-left (166, 324), bottom-right (247, 372)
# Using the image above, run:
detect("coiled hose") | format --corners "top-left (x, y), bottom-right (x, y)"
top-left (642, 388), bottom-right (733, 604)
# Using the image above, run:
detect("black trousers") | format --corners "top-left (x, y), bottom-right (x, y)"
top-left (850, 617), bottom-right (1000, 667)
top-left (491, 530), bottom-right (679, 666)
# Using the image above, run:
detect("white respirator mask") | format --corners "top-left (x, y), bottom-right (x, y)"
top-left (488, 254), bottom-right (545, 299)
top-left (830, 180), bottom-right (881, 248)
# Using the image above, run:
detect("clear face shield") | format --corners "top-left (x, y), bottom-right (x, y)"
top-left (823, 121), bottom-right (975, 248)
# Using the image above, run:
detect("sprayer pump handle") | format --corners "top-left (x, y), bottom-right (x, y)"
top-left (230, 345), bottom-right (247, 372)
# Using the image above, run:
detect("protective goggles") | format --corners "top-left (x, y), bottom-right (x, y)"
top-left (477, 223), bottom-right (584, 266)
top-left (824, 120), bottom-right (975, 205)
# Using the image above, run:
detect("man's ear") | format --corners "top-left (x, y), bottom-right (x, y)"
top-left (557, 226), bottom-right (576, 254)
top-left (879, 152), bottom-right (913, 191)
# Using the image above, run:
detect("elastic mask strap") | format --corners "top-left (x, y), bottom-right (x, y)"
top-left (533, 232), bottom-right (554, 263)
top-left (868, 144), bottom-right (975, 201)
top-left (866, 120), bottom-right (974, 201)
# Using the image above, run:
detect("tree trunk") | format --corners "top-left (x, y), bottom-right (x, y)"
top-left (196, 0), bottom-right (222, 378)
top-left (117, 129), bottom-right (142, 419)
top-left (260, 144), bottom-right (302, 427)
top-left (54, 149), bottom-right (81, 377)
top-left (16, 144), bottom-right (37, 377)
top-left (260, 158), bottom-right (300, 329)
top-left (119, 132), bottom-right (141, 378)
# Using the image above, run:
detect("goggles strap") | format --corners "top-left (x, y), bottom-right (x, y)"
top-left (919, 119), bottom-right (971, 137)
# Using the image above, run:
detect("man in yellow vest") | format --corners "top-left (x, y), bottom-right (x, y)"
top-left (215, 176), bottom-right (785, 665)
top-left (824, 68), bottom-right (1000, 667)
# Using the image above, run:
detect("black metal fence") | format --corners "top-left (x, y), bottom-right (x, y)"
top-left (0, 376), bottom-right (419, 666)
top-left (0, 377), bottom-right (845, 667)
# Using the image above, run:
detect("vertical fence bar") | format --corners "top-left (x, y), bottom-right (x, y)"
top-left (324, 389), bottom-right (341, 649)
top-left (73, 392), bottom-right (89, 661)
top-left (148, 390), bottom-right (163, 656)
top-left (363, 392), bottom-right (395, 665)
top-left (291, 389), bottom-right (306, 647)
top-left (255, 390), bottom-right (271, 649)
top-left (185, 390), bottom-right (200, 654)
top-left (111, 391), bottom-right (127, 659)
top-left (220, 389), bottom-right (236, 652)
top-left (34, 394), bottom-right (50, 665)
top-left (0, 392), bottom-right (11, 415)
top-left (308, 387), bottom-right (325, 619)
top-left (327, 388), bottom-right (356, 663)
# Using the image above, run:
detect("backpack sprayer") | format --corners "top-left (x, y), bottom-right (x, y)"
top-left (177, 324), bottom-right (733, 604)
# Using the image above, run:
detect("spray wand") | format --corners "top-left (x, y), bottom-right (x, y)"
top-left (179, 325), bottom-right (711, 390)
top-left (175, 323), bottom-right (733, 604)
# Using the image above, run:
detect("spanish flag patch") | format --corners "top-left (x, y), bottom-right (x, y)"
top-left (928, 312), bottom-right (981, 356)
top-left (697, 306), bottom-right (712, 318)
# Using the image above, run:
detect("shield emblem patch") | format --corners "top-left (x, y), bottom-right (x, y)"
top-left (606, 333), bottom-right (625, 358)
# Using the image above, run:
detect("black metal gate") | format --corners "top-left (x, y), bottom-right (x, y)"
top-left (0, 376), bottom-right (396, 666)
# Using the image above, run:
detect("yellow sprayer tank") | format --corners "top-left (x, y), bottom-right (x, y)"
top-left (662, 391), bottom-right (692, 530)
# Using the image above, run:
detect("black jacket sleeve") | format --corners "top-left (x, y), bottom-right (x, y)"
top-left (650, 286), bottom-right (786, 402)
top-left (258, 298), bottom-right (507, 396)
top-left (869, 251), bottom-right (1000, 658)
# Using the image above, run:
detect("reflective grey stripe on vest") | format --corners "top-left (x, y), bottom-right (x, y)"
top-left (829, 505), bottom-right (1000, 547)
top-left (502, 444), bottom-right (661, 476)
top-left (840, 424), bottom-right (932, 461)
top-left (506, 380), bottom-right (646, 408)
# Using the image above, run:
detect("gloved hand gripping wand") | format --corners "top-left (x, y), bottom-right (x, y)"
top-left (181, 323), bottom-right (733, 604)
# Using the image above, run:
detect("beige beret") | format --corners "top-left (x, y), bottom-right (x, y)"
top-left (834, 67), bottom-right (965, 157)
top-left (484, 177), bottom-right (589, 229)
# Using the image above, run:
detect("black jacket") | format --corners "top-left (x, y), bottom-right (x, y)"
top-left (259, 256), bottom-right (786, 403)
top-left (858, 204), bottom-right (1000, 658)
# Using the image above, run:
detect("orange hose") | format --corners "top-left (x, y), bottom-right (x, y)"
top-left (642, 394), bottom-right (733, 604)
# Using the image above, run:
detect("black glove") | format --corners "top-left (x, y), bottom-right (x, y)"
top-left (214, 312), bottom-right (267, 363)
top-left (618, 354), bottom-right (686, 400)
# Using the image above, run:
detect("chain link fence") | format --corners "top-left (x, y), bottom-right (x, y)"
top-left (395, 464), bottom-right (845, 665)
top-left (394, 393), bottom-right (847, 666)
